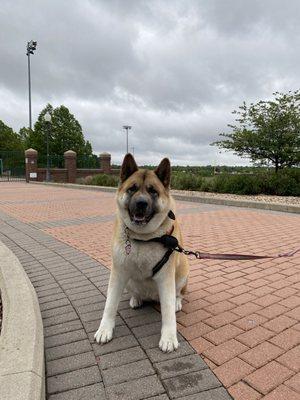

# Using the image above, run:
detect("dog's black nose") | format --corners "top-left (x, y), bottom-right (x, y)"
top-left (136, 199), bottom-right (148, 210)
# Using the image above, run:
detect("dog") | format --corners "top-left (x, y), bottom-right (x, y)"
top-left (94, 154), bottom-right (189, 352)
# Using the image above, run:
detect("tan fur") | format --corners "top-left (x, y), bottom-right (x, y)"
top-left (94, 159), bottom-right (190, 352)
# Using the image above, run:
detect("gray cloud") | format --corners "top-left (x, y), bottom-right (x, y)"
top-left (1, 0), bottom-right (299, 165)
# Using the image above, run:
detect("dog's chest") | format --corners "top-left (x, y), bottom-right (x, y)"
top-left (113, 239), bottom-right (166, 279)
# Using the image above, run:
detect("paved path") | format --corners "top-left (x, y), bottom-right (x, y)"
top-left (0, 182), bottom-right (299, 400)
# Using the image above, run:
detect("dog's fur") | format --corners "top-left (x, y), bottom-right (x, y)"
top-left (94, 154), bottom-right (189, 352)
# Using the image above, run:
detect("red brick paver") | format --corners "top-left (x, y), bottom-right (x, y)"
top-left (0, 182), bottom-right (299, 400)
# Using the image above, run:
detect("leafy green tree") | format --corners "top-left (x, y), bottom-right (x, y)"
top-left (26, 104), bottom-right (93, 156)
top-left (0, 120), bottom-right (23, 152)
top-left (212, 91), bottom-right (300, 172)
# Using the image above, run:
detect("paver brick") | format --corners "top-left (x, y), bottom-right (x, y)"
top-left (92, 334), bottom-right (138, 355)
top-left (263, 315), bottom-right (297, 333)
top-left (44, 320), bottom-right (83, 337)
top-left (236, 326), bottom-right (274, 348)
top-left (154, 354), bottom-right (207, 379)
top-left (204, 324), bottom-right (243, 345)
top-left (102, 359), bottom-right (155, 386)
top-left (239, 341), bottom-right (284, 368)
top-left (43, 311), bottom-right (78, 327)
top-left (244, 361), bottom-right (294, 394)
top-left (163, 369), bottom-right (221, 399)
top-left (99, 346), bottom-right (146, 369)
top-left (269, 328), bottom-right (300, 350)
top-left (47, 351), bottom-right (97, 376)
top-left (175, 387), bottom-right (232, 400)
top-left (146, 341), bottom-right (195, 363)
top-left (203, 339), bottom-right (248, 366)
top-left (106, 374), bottom-right (165, 400)
top-left (47, 365), bottom-right (102, 394)
top-left (285, 372), bottom-right (300, 392)
top-left (46, 339), bottom-right (92, 361)
top-left (48, 383), bottom-right (106, 400)
top-left (42, 305), bottom-right (75, 318)
top-left (214, 357), bottom-right (254, 387)
top-left (262, 385), bottom-right (299, 400)
top-left (277, 345), bottom-right (300, 372)
top-left (45, 329), bottom-right (87, 348)
top-left (228, 382), bottom-right (262, 400)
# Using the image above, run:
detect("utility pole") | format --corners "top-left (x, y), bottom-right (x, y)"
top-left (26, 40), bottom-right (37, 130)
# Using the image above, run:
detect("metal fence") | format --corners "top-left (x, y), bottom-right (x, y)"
top-left (0, 151), bottom-right (25, 181)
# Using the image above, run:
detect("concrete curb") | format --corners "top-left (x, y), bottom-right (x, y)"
top-left (0, 241), bottom-right (45, 400)
top-left (29, 181), bottom-right (300, 214)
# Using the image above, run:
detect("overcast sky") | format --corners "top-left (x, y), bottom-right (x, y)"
top-left (1, 0), bottom-right (300, 166)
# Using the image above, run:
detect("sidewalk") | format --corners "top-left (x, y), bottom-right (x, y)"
top-left (0, 182), bottom-right (299, 400)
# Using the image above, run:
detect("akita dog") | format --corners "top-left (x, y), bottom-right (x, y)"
top-left (94, 154), bottom-right (189, 352)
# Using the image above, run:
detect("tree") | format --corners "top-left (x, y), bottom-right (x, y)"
top-left (0, 120), bottom-right (23, 152)
top-left (212, 91), bottom-right (300, 172)
top-left (26, 104), bottom-right (93, 156)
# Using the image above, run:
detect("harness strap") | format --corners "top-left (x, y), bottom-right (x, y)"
top-left (152, 248), bottom-right (174, 276)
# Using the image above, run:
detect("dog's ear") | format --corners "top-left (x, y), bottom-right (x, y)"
top-left (155, 158), bottom-right (171, 187)
top-left (120, 153), bottom-right (138, 182)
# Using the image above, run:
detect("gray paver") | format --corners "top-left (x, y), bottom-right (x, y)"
top-left (46, 339), bottom-right (92, 361)
top-left (44, 320), bottom-right (83, 337)
top-left (163, 370), bottom-right (221, 399)
top-left (176, 387), bottom-right (232, 400)
top-left (154, 354), bottom-right (208, 379)
top-left (92, 334), bottom-right (138, 355)
top-left (106, 375), bottom-right (165, 400)
top-left (45, 329), bottom-right (87, 348)
top-left (102, 359), bottom-right (155, 386)
top-left (146, 342), bottom-right (195, 363)
top-left (47, 351), bottom-right (97, 376)
top-left (43, 311), bottom-right (78, 327)
top-left (99, 346), bottom-right (146, 369)
top-left (42, 304), bottom-right (74, 318)
top-left (48, 383), bottom-right (106, 400)
top-left (47, 365), bottom-right (102, 394)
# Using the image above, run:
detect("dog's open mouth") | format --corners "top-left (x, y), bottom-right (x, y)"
top-left (130, 212), bottom-right (154, 225)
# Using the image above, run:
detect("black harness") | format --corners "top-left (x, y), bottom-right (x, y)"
top-left (134, 210), bottom-right (181, 277)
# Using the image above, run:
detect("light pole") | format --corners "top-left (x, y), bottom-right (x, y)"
top-left (44, 112), bottom-right (51, 182)
top-left (122, 125), bottom-right (132, 154)
top-left (131, 146), bottom-right (135, 156)
top-left (26, 40), bottom-right (37, 130)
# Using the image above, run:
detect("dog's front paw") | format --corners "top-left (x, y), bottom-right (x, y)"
top-left (94, 324), bottom-right (114, 344)
top-left (159, 332), bottom-right (179, 353)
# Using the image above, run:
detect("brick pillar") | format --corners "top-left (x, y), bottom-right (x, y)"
top-left (64, 150), bottom-right (77, 183)
top-left (25, 148), bottom-right (38, 182)
top-left (99, 152), bottom-right (111, 173)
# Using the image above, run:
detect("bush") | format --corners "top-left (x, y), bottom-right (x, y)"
top-left (81, 173), bottom-right (119, 187)
top-left (171, 172), bottom-right (202, 190)
top-left (209, 170), bottom-right (300, 196)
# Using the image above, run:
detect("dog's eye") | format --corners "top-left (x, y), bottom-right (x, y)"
top-left (148, 186), bottom-right (158, 196)
top-left (127, 184), bottom-right (137, 193)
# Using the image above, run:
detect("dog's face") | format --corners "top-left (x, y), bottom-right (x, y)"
top-left (117, 154), bottom-right (172, 234)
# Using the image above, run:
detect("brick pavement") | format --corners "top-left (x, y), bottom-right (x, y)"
top-left (0, 182), bottom-right (299, 399)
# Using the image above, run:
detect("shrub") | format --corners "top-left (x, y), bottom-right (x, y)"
top-left (84, 173), bottom-right (119, 187)
top-left (209, 170), bottom-right (300, 196)
top-left (171, 172), bottom-right (202, 190)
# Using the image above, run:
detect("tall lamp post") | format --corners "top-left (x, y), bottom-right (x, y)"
top-left (122, 125), bottom-right (132, 154)
top-left (26, 40), bottom-right (37, 130)
top-left (44, 112), bottom-right (51, 182)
